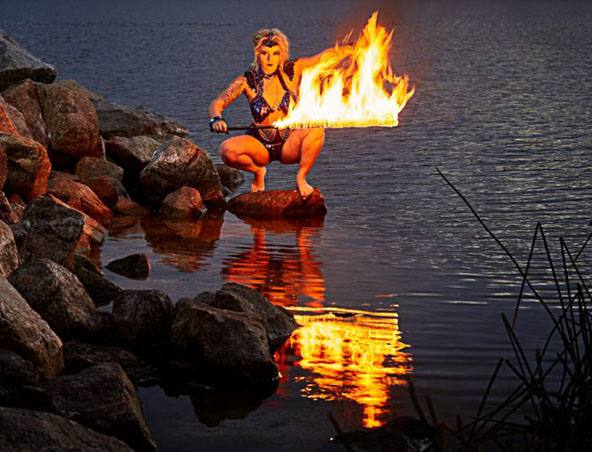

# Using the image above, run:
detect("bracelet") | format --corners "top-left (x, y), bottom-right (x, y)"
top-left (209, 116), bottom-right (224, 124)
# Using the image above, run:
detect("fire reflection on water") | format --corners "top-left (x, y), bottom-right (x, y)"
top-left (222, 216), bottom-right (412, 428)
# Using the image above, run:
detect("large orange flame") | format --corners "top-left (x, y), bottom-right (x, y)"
top-left (275, 11), bottom-right (414, 129)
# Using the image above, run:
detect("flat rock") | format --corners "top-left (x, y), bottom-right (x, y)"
top-left (81, 175), bottom-right (129, 208)
top-left (47, 177), bottom-right (113, 225)
top-left (0, 219), bottom-right (20, 277)
top-left (0, 30), bottom-right (56, 91)
top-left (0, 407), bottom-right (135, 452)
top-left (2, 78), bottom-right (47, 147)
top-left (0, 132), bottom-right (51, 201)
top-left (228, 188), bottom-right (327, 219)
top-left (139, 136), bottom-right (225, 209)
top-left (44, 362), bottom-right (157, 451)
top-left (0, 276), bottom-right (64, 379)
top-left (0, 93), bottom-right (32, 138)
top-left (8, 258), bottom-right (100, 339)
top-left (10, 195), bottom-right (85, 269)
top-left (106, 253), bottom-right (150, 279)
top-left (75, 156), bottom-right (124, 181)
top-left (105, 135), bottom-right (166, 178)
top-left (216, 163), bottom-right (245, 194)
top-left (159, 186), bottom-right (206, 219)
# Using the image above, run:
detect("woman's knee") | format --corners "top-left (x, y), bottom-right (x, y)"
top-left (219, 141), bottom-right (237, 164)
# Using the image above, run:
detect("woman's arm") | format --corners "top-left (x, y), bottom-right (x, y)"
top-left (208, 75), bottom-right (247, 133)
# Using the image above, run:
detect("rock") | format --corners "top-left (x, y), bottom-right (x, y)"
top-left (48, 194), bottom-right (108, 247)
top-left (216, 163), bottom-right (245, 193)
top-left (0, 93), bottom-right (32, 138)
top-left (0, 219), bottom-right (20, 277)
top-left (55, 79), bottom-right (106, 103)
top-left (228, 188), bottom-right (327, 219)
top-left (7, 194), bottom-right (24, 222)
top-left (2, 78), bottom-right (47, 147)
top-left (139, 136), bottom-right (225, 209)
top-left (0, 191), bottom-right (19, 224)
top-left (11, 195), bottom-right (85, 269)
top-left (47, 177), bottom-right (113, 225)
top-left (105, 135), bottom-right (166, 178)
top-left (0, 30), bottom-right (56, 90)
top-left (81, 175), bottom-right (129, 208)
top-left (64, 342), bottom-right (158, 386)
top-left (44, 362), bottom-right (157, 451)
top-left (106, 253), bottom-right (150, 279)
top-left (170, 298), bottom-right (279, 386)
top-left (0, 98), bottom-right (19, 136)
top-left (75, 156), bottom-right (124, 182)
top-left (159, 186), bottom-right (206, 219)
top-left (0, 142), bottom-right (6, 189)
top-left (8, 258), bottom-right (100, 339)
top-left (0, 349), bottom-right (39, 394)
top-left (74, 253), bottom-right (103, 275)
top-left (112, 290), bottom-right (174, 345)
top-left (94, 100), bottom-right (188, 139)
top-left (113, 197), bottom-right (149, 217)
top-left (0, 276), bottom-right (64, 379)
top-left (0, 132), bottom-right (50, 201)
top-left (37, 83), bottom-right (103, 165)
top-left (0, 407), bottom-right (135, 452)
top-left (209, 283), bottom-right (299, 350)
top-left (73, 263), bottom-right (122, 307)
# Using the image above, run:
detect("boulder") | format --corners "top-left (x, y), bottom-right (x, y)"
top-left (106, 253), bottom-right (150, 279)
top-left (159, 186), bottom-right (206, 219)
top-left (0, 276), bottom-right (64, 379)
top-left (44, 362), bottom-right (157, 451)
top-left (73, 261), bottom-right (121, 307)
top-left (105, 135), bottom-right (165, 178)
top-left (0, 142), bottom-right (6, 189)
top-left (2, 78), bottom-right (47, 147)
top-left (47, 177), bottom-right (113, 225)
top-left (55, 79), bottom-right (106, 103)
top-left (208, 283), bottom-right (298, 350)
top-left (216, 163), bottom-right (245, 193)
top-left (63, 342), bottom-right (158, 386)
top-left (112, 290), bottom-right (174, 345)
top-left (74, 253), bottom-right (103, 275)
top-left (113, 197), bottom-right (149, 217)
top-left (0, 98), bottom-right (19, 136)
top-left (8, 259), bottom-right (100, 339)
top-left (139, 136), bottom-right (225, 208)
top-left (48, 194), bottom-right (108, 247)
top-left (0, 191), bottom-right (19, 224)
top-left (81, 175), bottom-right (129, 208)
top-left (228, 188), bottom-right (327, 219)
top-left (37, 83), bottom-right (103, 165)
top-left (170, 298), bottom-right (279, 386)
top-left (75, 156), bottom-right (124, 182)
top-left (11, 195), bottom-right (85, 269)
top-left (94, 100), bottom-right (188, 139)
top-left (0, 132), bottom-right (50, 201)
top-left (0, 349), bottom-right (40, 395)
top-left (0, 30), bottom-right (56, 90)
top-left (0, 94), bottom-right (31, 138)
top-left (0, 407), bottom-right (135, 452)
top-left (0, 219), bottom-right (20, 277)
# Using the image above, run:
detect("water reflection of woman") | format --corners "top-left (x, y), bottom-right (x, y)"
top-left (209, 29), bottom-right (343, 200)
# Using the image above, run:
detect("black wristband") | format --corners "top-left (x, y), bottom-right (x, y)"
top-left (209, 116), bottom-right (224, 132)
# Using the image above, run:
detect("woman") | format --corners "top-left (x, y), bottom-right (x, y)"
top-left (209, 28), bottom-right (338, 200)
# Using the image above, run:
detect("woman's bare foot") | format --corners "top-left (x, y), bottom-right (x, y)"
top-left (251, 166), bottom-right (267, 192)
top-left (296, 177), bottom-right (314, 200)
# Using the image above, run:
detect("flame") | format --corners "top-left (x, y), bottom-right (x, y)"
top-left (275, 11), bottom-right (415, 129)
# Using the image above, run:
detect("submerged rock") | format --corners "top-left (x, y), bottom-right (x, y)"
top-left (0, 219), bottom-right (20, 277)
top-left (2, 78), bottom-right (47, 147)
top-left (159, 186), bottom-right (206, 219)
top-left (228, 188), bottom-right (327, 219)
top-left (106, 253), bottom-right (150, 279)
top-left (216, 163), bottom-right (246, 194)
top-left (0, 30), bottom-right (56, 91)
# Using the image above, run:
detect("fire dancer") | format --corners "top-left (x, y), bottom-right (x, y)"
top-left (209, 29), bottom-right (338, 200)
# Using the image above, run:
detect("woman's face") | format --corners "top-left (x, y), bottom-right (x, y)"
top-left (258, 45), bottom-right (281, 75)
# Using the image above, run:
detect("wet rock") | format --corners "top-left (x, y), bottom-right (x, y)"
top-left (113, 197), bottom-right (149, 217)
top-left (95, 100), bottom-right (188, 139)
top-left (106, 253), bottom-right (150, 279)
top-left (112, 290), bottom-right (174, 346)
top-left (44, 362), bottom-right (157, 451)
top-left (64, 342), bottom-right (158, 386)
top-left (208, 283), bottom-right (299, 351)
top-left (0, 93), bottom-right (32, 138)
top-left (0, 276), bottom-right (64, 379)
top-left (0, 133), bottom-right (51, 201)
top-left (0, 407), bottom-right (135, 452)
top-left (170, 298), bottom-right (279, 386)
top-left (216, 163), bottom-right (246, 193)
top-left (81, 175), bottom-right (129, 208)
top-left (0, 30), bottom-right (56, 90)
top-left (8, 258), bottom-right (100, 339)
top-left (105, 135), bottom-right (166, 178)
top-left (74, 253), bottom-right (103, 275)
top-left (75, 156), bottom-right (124, 182)
top-left (2, 78), bottom-right (47, 147)
top-left (0, 349), bottom-right (39, 394)
top-left (47, 177), bottom-right (113, 225)
top-left (0, 219), bottom-right (20, 277)
top-left (159, 186), bottom-right (206, 219)
top-left (228, 188), bottom-right (327, 219)
top-left (37, 83), bottom-right (103, 165)
top-left (0, 191), bottom-right (19, 224)
top-left (139, 136), bottom-right (225, 209)
top-left (10, 195), bottom-right (85, 269)
top-left (0, 142), bottom-right (6, 189)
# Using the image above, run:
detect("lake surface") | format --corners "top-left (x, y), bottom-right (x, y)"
top-left (3, 0), bottom-right (592, 450)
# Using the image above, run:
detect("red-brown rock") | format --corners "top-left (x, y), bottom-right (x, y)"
top-left (75, 156), bottom-right (124, 182)
top-left (81, 175), bottom-right (128, 208)
top-left (228, 188), bottom-right (327, 219)
top-left (159, 186), bottom-right (205, 219)
top-left (36, 83), bottom-right (103, 165)
top-left (0, 133), bottom-right (50, 201)
top-left (0, 191), bottom-right (19, 224)
top-left (0, 99), bottom-right (19, 136)
top-left (2, 79), bottom-right (47, 147)
top-left (0, 94), bottom-right (32, 138)
top-left (0, 143), bottom-right (6, 190)
top-left (47, 177), bottom-right (113, 225)
top-left (112, 197), bottom-right (148, 217)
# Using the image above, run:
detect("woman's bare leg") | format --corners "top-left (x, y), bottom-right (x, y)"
top-left (219, 135), bottom-right (270, 192)
top-left (282, 128), bottom-right (325, 199)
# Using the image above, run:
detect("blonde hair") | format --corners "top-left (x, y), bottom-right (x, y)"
top-left (252, 28), bottom-right (290, 70)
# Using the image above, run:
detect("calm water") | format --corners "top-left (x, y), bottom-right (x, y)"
top-left (3, 0), bottom-right (592, 450)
